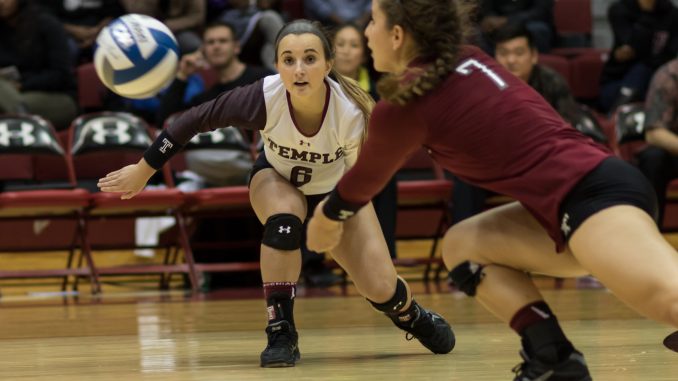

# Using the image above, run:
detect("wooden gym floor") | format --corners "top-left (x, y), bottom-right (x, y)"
top-left (1, 240), bottom-right (677, 380)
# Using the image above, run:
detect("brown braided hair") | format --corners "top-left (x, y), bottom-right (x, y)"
top-left (376, 0), bottom-right (475, 105)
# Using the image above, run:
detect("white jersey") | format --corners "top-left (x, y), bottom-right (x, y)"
top-left (260, 75), bottom-right (364, 195)
top-left (165, 74), bottom-right (365, 195)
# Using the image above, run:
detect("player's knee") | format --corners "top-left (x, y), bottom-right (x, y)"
top-left (448, 261), bottom-right (485, 297)
top-left (442, 222), bottom-right (477, 266)
top-left (262, 213), bottom-right (303, 251)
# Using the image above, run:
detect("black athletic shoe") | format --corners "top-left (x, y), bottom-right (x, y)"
top-left (260, 320), bottom-right (300, 368)
top-left (512, 349), bottom-right (592, 381)
top-left (391, 302), bottom-right (455, 354)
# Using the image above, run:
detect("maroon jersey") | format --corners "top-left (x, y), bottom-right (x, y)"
top-left (335, 46), bottom-right (611, 250)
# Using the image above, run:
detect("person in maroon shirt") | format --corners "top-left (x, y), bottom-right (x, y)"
top-left (307, 1), bottom-right (678, 380)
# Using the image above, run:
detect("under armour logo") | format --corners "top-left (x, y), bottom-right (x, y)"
top-left (279, 226), bottom-right (291, 234)
top-left (561, 213), bottom-right (571, 236)
top-left (159, 138), bottom-right (173, 154)
top-left (338, 210), bottom-right (355, 220)
top-left (392, 300), bottom-right (404, 311)
top-left (299, 140), bottom-right (310, 147)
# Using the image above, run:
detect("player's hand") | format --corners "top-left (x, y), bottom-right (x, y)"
top-left (306, 200), bottom-right (344, 253)
top-left (177, 50), bottom-right (208, 80)
top-left (97, 159), bottom-right (156, 200)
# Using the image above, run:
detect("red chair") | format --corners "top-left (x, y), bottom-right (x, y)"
top-left (395, 148), bottom-right (453, 281)
top-left (163, 114), bottom-right (261, 278)
top-left (0, 114), bottom-right (96, 292)
top-left (569, 51), bottom-right (607, 99)
top-left (538, 53), bottom-right (572, 85)
top-left (551, 0), bottom-right (598, 57)
top-left (68, 112), bottom-right (199, 292)
top-left (76, 63), bottom-right (107, 111)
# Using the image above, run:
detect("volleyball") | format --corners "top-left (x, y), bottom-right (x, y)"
top-left (94, 14), bottom-right (179, 99)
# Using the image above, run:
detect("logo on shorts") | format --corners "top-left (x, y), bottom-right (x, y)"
top-left (279, 226), bottom-right (291, 234)
top-left (560, 213), bottom-right (571, 237)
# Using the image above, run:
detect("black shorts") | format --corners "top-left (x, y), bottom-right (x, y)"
top-left (249, 152), bottom-right (327, 220)
top-left (558, 156), bottom-right (658, 242)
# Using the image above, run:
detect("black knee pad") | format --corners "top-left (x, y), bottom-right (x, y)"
top-left (262, 213), bottom-right (303, 251)
top-left (369, 276), bottom-right (409, 314)
top-left (449, 261), bottom-right (484, 296)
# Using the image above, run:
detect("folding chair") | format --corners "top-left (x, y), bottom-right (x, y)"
top-left (395, 148), bottom-right (453, 282)
top-left (0, 114), bottom-right (96, 292)
top-left (163, 114), bottom-right (261, 279)
top-left (68, 111), bottom-right (199, 292)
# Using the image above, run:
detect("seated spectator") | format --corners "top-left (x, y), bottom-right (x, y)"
top-left (476, 0), bottom-right (554, 54)
top-left (157, 20), bottom-right (273, 186)
top-left (635, 58), bottom-right (678, 227)
top-left (121, 0), bottom-right (205, 54)
top-left (599, 0), bottom-right (678, 114)
top-left (0, 0), bottom-right (77, 130)
top-left (494, 23), bottom-right (585, 127)
top-left (37, 0), bottom-right (124, 64)
top-left (218, 0), bottom-right (284, 72)
top-left (304, 0), bottom-right (371, 28)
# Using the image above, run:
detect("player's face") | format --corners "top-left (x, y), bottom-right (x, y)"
top-left (202, 26), bottom-right (239, 69)
top-left (494, 37), bottom-right (537, 82)
top-left (365, 1), bottom-right (398, 73)
top-left (276, 33), bottom-right (331, 99)
top-left (334, 26), bottom-right (365, 78)
top-left (0, 0), bottom-right (19, 18)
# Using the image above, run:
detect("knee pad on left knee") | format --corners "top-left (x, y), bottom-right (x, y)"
top-left (262, 213), bottom-right (303, 251)
top-left (368, 276), bottom-right (409, 314)
top-left (449, 261), bottom-right (485, 297)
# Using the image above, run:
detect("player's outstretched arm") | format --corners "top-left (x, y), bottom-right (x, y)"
top-left (97, 158), bottom-right (156, 200)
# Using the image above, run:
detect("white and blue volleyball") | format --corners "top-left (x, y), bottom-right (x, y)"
top-left (94, 14), bottom-right (179, 99)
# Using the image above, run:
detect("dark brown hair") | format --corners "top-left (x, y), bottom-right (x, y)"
top-left (376, 0), bottom-right (474, 105)
top-left (274, 20), bottom-right (374, 143)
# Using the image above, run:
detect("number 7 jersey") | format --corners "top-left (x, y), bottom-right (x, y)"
top-left (166, 74), bottom-right (365, 195)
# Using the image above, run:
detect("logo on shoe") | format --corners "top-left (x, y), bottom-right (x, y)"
top-left (267, 306), bottom-right (276, 321)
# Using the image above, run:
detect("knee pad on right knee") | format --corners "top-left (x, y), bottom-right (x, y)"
top-left (449, 261), bottom-right (485, 297)
top-left (262, 213), bottom-right (303, 251)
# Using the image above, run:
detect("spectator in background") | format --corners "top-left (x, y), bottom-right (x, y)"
top-left (37, 0), bottom-right (124, 64)
top-left (476, 0), bottom-right (554, 54)
top-left (0, 0), bottom-right (78, 130)
top-left (304, 0), bottom-right (371, 28)
top-left (121, 0), bottom-right (205, 54)
top-left (599, 0), bottom-right (678, 114)
top-left (331, 22), bottom-right (397, 259)
top-left (635, 58), bottom-right (678, 227)
top-left (157, 20), bottom-right (272, 187)
top-left (218, 0), bottom-right (284, 72)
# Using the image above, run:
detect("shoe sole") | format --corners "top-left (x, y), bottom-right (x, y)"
top-left (260, 349), bottom-right (301, 368)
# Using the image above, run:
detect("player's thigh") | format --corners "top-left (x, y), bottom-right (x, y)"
top-left (569, 205), bottom-right (678, 313)
top-left (331, 203), bottom-right (398, 282)
top-left (249, 168), bottom-right (307, 223)
top-left (443, 202), bottom-right (588, 277)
